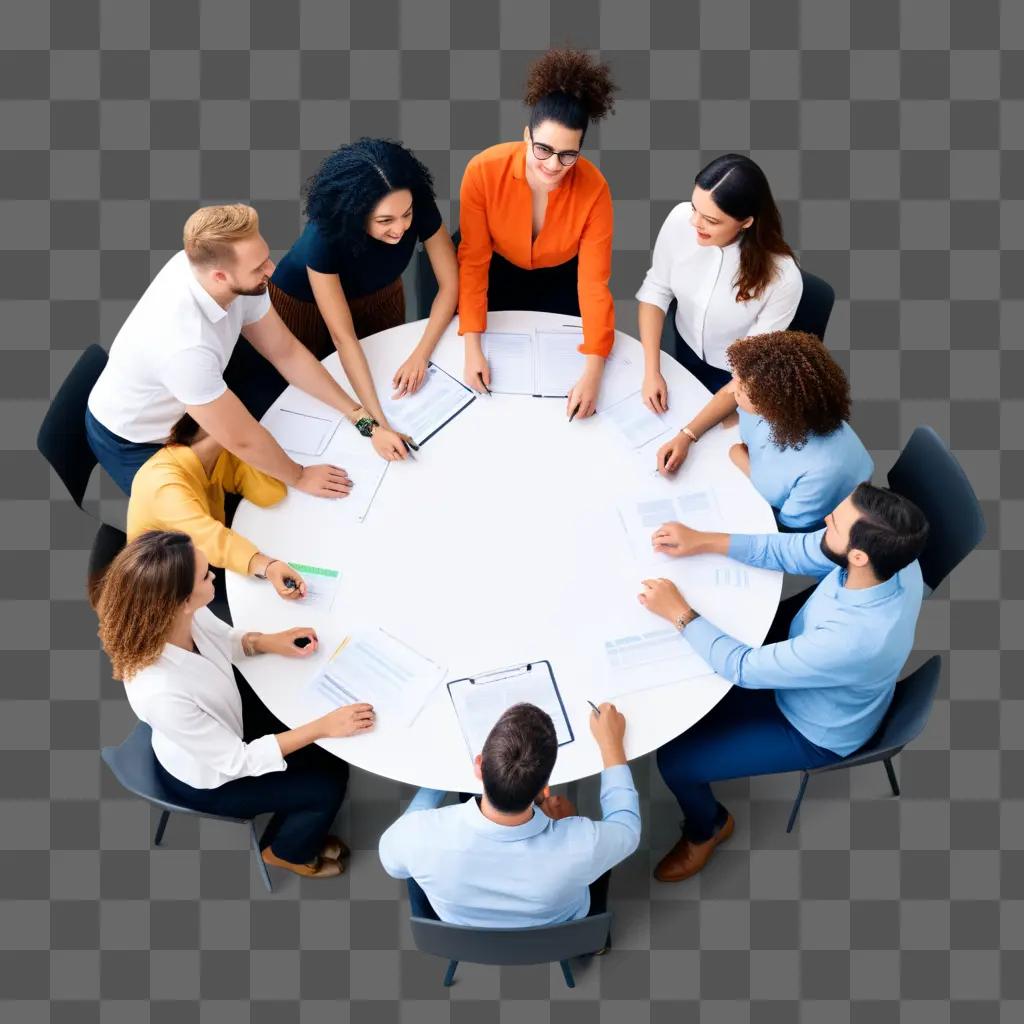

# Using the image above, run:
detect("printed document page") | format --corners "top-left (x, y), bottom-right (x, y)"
top-left (481, 332), bottom-right (534, 394)
top-left (263, 407), bottom-right (341, 456)
top-left (617, 487), bottom-right (724, 564)
top-left (535, 330), bottom-right (585, 397)
top-left (600, 390), bottom-right (673, 449)
top-left (286, 562), bottom-right (341, 609)
top-left (378, 363), bottom-right (475, 445)
top-left (603, 629), bottom-right (712, 697)
top-left (306, 628), bottom-right (446, 727)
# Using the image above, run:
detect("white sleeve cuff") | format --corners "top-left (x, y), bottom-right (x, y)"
top-left (245, 734), bottom-right (287, 776)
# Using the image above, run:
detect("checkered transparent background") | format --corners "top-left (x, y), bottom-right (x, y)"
top-left (1, 0), bottom-right (1021, 1020)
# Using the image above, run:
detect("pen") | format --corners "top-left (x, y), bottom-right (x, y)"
top-left (568, 403), bottom-right (581, 423)
top-left (401, 439), bottom-right (417, 461)
top-left (284, 577), bottom-right (298, 590)
top-left (477, 373), bottom-right (492, 396)
top-left (587, 700), bottom-right (600, 716)
top-left (329, 635), bottom-right (351, 660)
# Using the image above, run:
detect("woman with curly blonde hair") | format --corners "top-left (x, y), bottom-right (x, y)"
top-left (655, 331), bottom-right (873, 530)
top-left (459, 47), bottom-right (618, 419)
top-left (95, 530), bottom-right (375, 879)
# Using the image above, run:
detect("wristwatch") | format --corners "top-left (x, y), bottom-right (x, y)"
top-left (674, 610), bottom-right (697, 632)
top-left (353, 415), bottom-right (379, 438)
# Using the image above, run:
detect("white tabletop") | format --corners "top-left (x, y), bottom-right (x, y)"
top-left (228, 310), bottom-right (781, 792)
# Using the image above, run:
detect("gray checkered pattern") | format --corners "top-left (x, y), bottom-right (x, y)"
top-left (1, 0), bottom-right (1020, 1019)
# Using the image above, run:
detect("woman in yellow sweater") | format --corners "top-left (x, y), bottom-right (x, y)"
top-left (127, 415), bottom-right (306, 600)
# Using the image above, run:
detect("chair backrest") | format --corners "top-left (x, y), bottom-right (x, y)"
top-left (37, 344), bottom-right (108, 509)
top-left (87, 523), bottom-right (127, 607)
top-left (414, 228), bottom-right (460, 321)
top-left (787, 269), bottom-right (836, 342)
top-left (833, 655), bottom-right (942, 770)
top-left (410, 912), bottom-right (613, 967)
top-left (887, 426), bottom-right (986, 593)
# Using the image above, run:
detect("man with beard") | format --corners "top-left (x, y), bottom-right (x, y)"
top-left (636, 483), bottom-right (928, 883)
top-left (86, 204), bottom-right (400, 495)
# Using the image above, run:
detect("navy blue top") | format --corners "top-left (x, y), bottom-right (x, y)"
top-left (271, 199), bottom-right (444, 303)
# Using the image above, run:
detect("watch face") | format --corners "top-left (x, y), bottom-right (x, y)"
top-left (355, 417), bottom-right (374, 437)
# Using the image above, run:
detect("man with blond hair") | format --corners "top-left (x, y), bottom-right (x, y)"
top-left (87, 204), bottom-right (411, 495)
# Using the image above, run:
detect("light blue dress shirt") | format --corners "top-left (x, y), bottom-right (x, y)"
top-left (378, 766), bottom-right (641, 928)
top-left (738, 408), bottom-right (874, 529)
top-left (684, 530), bottom-right (923, 756)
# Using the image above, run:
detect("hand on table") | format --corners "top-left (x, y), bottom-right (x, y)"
top-left (319, 703), bottom-right (376, 738)
top-left (261, 627), bottom-right (319, 658)
top-left (371, 425), bottom-right (410, 461)
top-left (643, 370), bottom-right (669, 414)
top-left (651, 521), bottom-right (706, 557)
top-left (566, 367), bottom-right (601, 421)
top-left (392, 350), bottom-right (430, 397)
top-left (655, 432), bottom-right (692, 476)
top-left (464, 341), bottom-right (491, 393)
top-left (266, 561), bottom-right (306, 600)
top-left (638, 578), bottom-right (694, 626)
top-left (295, 463), bottom-right (352, 498)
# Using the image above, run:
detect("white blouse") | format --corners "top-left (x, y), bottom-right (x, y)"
top-left (123, 608), bottom-right (286, 790)
top-left (636, 202), bottom-right (803, 371)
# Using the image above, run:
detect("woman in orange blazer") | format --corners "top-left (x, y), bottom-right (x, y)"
top-left (459, 49), bottom-right (618, 419)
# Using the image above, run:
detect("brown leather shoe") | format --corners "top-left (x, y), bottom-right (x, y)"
top-left (261, 847), bottom-right (343, 879)
top-left (320, 835), bottom-right (350, 862)
top-left (654, 814), bottom-right (735, 883)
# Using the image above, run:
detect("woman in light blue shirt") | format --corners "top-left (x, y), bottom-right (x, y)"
top-left (656, 330), bottom-right (873, 530)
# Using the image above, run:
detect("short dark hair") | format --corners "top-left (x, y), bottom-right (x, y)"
top-left (480, 703), bottom-right (558, 814)
top-left (848, 483), bottom-right (929, 581)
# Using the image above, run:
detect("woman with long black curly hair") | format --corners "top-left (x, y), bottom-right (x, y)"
top-left (655, 331), bottom-right (873, 531)
top-left (459, 48), bottom-right (618, 420)
top-left (265, 139), bottom-right (458, 456)
top-left (637, 154), bottom-right (803, 403)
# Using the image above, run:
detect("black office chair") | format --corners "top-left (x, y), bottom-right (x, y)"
top-left (37, 344), bottom-right (108, 509)
top-left (887, 426), bottom-right (987, 595)
top-left (86, 523), bottom-right (127, 606)
top-left (786, 655), bottom-right (942, 832)
top-left (102, 721), bottom-right (274, 892)
top-left (787, 269), bottom-right (836, 342)
top-left (414, 228), bottom-right (459, 321)
top-left (410, 911), bottom-right (613, 989)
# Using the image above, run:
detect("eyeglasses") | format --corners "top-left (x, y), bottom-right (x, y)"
top-left (529, 131), bottom-right (580, 167)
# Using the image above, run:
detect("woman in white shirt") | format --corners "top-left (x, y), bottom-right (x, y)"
top-left (636, 153), bottom-right (803, 401)
top-left (95, 531), bottom-right (375, 879)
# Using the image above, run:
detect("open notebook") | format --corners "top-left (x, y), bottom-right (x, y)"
top-left (481, 329), bottom-right (586, 398)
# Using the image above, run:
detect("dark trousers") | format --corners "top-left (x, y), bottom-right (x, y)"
top-left (84, 407), bottom-right (163, 496)
top-left (487, 252), bottom-right (581, 318)
top-left (406, 870), bottom-right (612, 923)
top-left (156, 671), bottom-right (348, 864)
top-left (670, 320), bottom-right (734, 394)
top-left (656, 586), bottom-right (837, 842)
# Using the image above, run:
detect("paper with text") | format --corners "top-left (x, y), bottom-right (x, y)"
top-left (378, 363), bottom-right (475, 445)
top-left (601, 390), bottom-right (674, 449)
top-left (481, 332), bottom-right (534, 394)
top-left (263, 407), bottom-right (342, 456)
top-left (535, 330), bottom-right (585, 398)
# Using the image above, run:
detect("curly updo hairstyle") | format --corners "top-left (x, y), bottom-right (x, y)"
top-left (303, 138), bottom-right (436, 249)
top-left (726, 331), bottom-right (852, 450)
top-left (695, 153), bottom-right (796, 303)
top-left (523, 47), bottom-right (617, 140)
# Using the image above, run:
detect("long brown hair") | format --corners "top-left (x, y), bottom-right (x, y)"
top-left (727, 331), bottom-right (851, 449)
top-left (695, 154), bottom-right (796, 302)
top-left (94, 531), bottom-right (196, 681)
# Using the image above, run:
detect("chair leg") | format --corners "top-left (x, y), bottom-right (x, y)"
top-left (153, 809), bottom-right (170, 846)
top-left (883, 757), bottom-right (900, 797)
top-left (251, 823), bottom-right (273, 893)
top-left (786, 771), bottom-right (810, 834)
top-left (442, 960), bottom-right (458, 987)
top-left (559, 960), bottom-right (576, 989)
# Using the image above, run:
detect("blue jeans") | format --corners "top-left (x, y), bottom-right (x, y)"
top-left (656, 686), bottom-right (841, 843)
top-left (84, 407), bottom-right (162, 495)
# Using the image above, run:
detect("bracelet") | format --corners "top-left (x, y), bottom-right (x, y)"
top-left (681, 427), bottom-right (698, 444)
top-left (242, 632), bottom-right (264, 657)
top-left (254, 559), bottom-right (278, 581)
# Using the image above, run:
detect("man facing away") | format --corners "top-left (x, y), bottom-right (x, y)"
top-left (86, 204), bottom-right (411, 496)
top-left (379, 701), bottom-right (641, 934)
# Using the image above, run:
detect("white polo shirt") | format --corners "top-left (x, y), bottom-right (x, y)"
top-left (636, 202), bottom-right (803, 371)
top-left (88, 251), bottom-right (271, 442)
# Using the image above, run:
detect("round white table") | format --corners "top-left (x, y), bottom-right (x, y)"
top-left (228, 310), bottom-right (781, 792)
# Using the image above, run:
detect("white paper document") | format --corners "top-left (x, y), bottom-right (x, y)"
top-left (378, 363), bottom-right (475, 446)
top-left (447, 662), bottom-right (573, 759)
top-left (603, 629), bottom-right (712, 698)
top-left (306, 628), bottom-right (447, 727)
top-left (617, 487), bottom-right (724, 564)
top-left (286, 562), bottom-right (341, 608)
top-left (284, 439), bottom-right (389, 525)
top-left (600, 390), bottom-right (673, 449)
top-left (263, 407), bottom-right (342, 456)
top-left (481, 329), bottom-right (585, 397)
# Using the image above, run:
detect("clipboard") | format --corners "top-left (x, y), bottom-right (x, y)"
top-left (416, 363), bottom-right (477, 446)
top-left (446, 660), bottom-right (574, 760)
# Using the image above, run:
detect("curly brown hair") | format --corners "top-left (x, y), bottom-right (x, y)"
top-left (524, 48), bottom-right (616, 133)
top-left (727, 331), bottom-right (852, 449)
top-left (94, 531), bottom-right (196, 681)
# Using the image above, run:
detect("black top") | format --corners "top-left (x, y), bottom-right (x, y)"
top-left (271, 199), bottom-right (444, 304)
